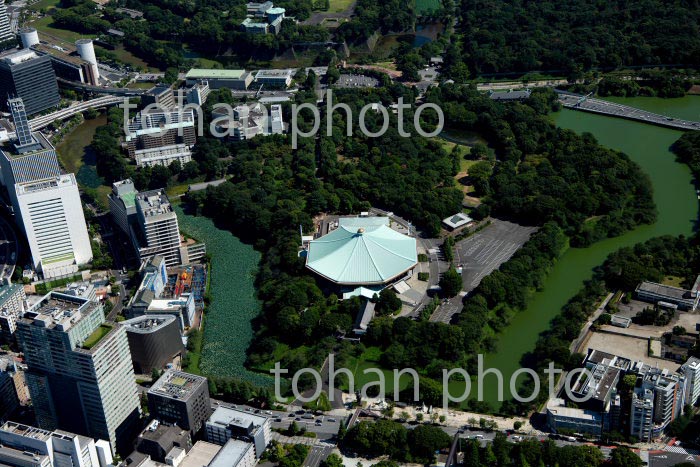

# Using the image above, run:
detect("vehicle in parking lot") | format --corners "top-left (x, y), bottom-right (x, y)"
top-left (302, 414), bottom-right (315, 420)
top-left (274, 418), bottom-right (282, 422)
top-left (328, 418), bottom-right (336, 422)
top-left (288, 413), bottom-right (295, 417)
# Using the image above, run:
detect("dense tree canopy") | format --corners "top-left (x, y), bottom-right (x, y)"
top-left (455, 0), bottom-right (700, 76)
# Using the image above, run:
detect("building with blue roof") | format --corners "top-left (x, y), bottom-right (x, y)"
top-left (305, 217), bottom-right (417, 286)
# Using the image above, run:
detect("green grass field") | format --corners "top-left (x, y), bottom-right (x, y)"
top-left (415, 0), bottom-right (441, 15)
top-left (30, 16), bottom-right (86, 44)
top-left (27, 0), bottom-right (60, 11)
top-left (106, 45), bottom-right (153, 71)
top-left (329, 0), bottom-right (354, 12)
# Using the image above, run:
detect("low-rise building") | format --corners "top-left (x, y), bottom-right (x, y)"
top-left (148, 371), bottom-right (211, 437)
top-left (254, 69), bottom-right (293, 89)
top-left (0, 421), bottom-right (108, 467)
top-left (184, 69), bottom-right (253, 90)
top-left (209, 439), bottom-right (256, 467)
top-left (134, 144), bottom-right (192, 168)
top-left (442, 212), bottom-right (472, 231)
top-left (134, 420), bottom-right (191, 464)
top-left (205, 407), bottom-right (270, 458)
top-left (546, 398), bottom-right (604, 436)
top-left (212, 102), bottom-right (284, 141)
top-left (635, 276), bottom-right (700, 311)
top-left (123, 315), bottom-right (184, 374)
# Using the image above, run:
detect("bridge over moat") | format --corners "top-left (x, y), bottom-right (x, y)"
top-left (556, 90), bottom-right (700, 131)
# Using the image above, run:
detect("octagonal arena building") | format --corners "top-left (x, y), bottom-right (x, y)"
top-left (305, 217), bottom-right (417, 287)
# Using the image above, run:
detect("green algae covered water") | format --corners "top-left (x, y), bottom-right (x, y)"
top-left (174, 205), bottom-right (272, 387)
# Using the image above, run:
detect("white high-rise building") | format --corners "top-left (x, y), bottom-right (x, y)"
top-left (0, 0), bottom-right (14, 46)
top-left (1, 97), bottom-right (92, 278)
top-left (134, 189), bottom-right (182, 266)
top-left (14, 174), bottom-right (92, 278)
top-left (681, 356), bottom-right (700, 407)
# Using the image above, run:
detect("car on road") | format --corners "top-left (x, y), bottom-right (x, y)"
top-left (274, 418), bottom-right (282, 422)
top-left (288, 413), bottom-right (295, 417)
top-left (302, 414), bottom-right (315, 420)
top-left (328, 418), bottom-right (336, 422)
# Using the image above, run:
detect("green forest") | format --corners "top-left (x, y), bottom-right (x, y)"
top-left (454, 0), bottom-right (700, 76)
top-left (168, 81), bottom-right (660, 409)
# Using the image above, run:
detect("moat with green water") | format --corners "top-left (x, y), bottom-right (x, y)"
top-left (479, 95), bottom-right (700, 407)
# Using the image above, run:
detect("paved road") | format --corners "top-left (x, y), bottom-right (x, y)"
top-left (303, 445), bottom-right (334, 467)
top-left (0, 215), bottom-right (19, 282)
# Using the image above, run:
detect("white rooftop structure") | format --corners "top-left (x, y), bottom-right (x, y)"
top-left (305, 217), bottom-right (417, 285)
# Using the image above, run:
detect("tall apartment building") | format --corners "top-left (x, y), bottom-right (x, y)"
top-left (108, 178), bottom-right (137, 235)
top-left (630, 387), bottom-right (654, 442)
top-left (125, 109), bottom-right (196, 167)
top-left (0, 49), bottom-right (60, 115)
top-left (0, 283), bottom-right (26, 344)
top-left (0, 421), bottom-right (112, 467)
top-left (134, 189), bottom-right (182, 266)
top-left (0, 357), bottom-right (20, 420)
top-left (681, 356), bottom-right (700, 407)
top-left (205, 407), bottom-right (270, 458)
top-left (148, 370), bottom-right (211, 436)
top-left (1, 98), bottom-right (92, 278)
top-left (0, 0), bottom-right (14, 47)
top-left (16, 292), bottom-right (140, 454)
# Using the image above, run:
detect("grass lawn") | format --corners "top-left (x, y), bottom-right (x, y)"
top-left (127, 82), bottom-right (157, 90)
top-left (662, 276), bottom-right (685, 288)
top-left (166, 183), bottom-right (191, 199)
top-left (341, 347), bottom-right (413, 395)
top-left (31, 16), bottom-right (86, 44)
top-left (82, 324), bottom-right (112, 349)
top-left (105, 45), bottom-right (153, 72)
top-left (27, 0), bottom-right (60, 11)
top-left (415, 0), bottom-right (441, 15)
top-left (196, 57), bottom-right (224, 68)
top-left (329, 0), bottom-right (354, 12)
top-left (459, 158), bottom-right (480, 173)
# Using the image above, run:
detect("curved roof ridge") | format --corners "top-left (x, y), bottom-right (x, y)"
top-left (364, 234), bottom-right (418, 264)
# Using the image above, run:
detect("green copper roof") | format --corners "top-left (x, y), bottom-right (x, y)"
top-left (306, 217), bottom-right (417, 285)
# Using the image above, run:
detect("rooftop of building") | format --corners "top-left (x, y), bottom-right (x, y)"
top-left (138, 420), bottom-right (189, 448)
top-left (0, 283), bottom-right (22, 304)
top-left (207, 406), bottom-right (268, 431)
top-left (185, 68), bottom-right (247, 80)
top-left (209, 439), bottom-right (253, 467)
top-left (136, 189), bottom-right (174, 218)
top-left (637, 281), bottom-right (695, 300)
top-left (0, 131), bottom-right (55, 159)
top-left (149, 370), bottom-right (207, 400)
top-left (31, 43), bottom-right (86, 67)
top-left (180, 441), bottom-right (220, 467)
top-left (0, 421), bottom-right (51, 441)
top-left (0, 48), bottom-right (40, 65)
top-left (123, 314), bottom-right (177, 333)
top-left (22, 291), bottom-right (92, 330)
top-left (305, 216), bottom-right (417, 285)
top-left (255, 69), bottom-right (293, 79)
top-left (546, 398), bottom-right (600, 421)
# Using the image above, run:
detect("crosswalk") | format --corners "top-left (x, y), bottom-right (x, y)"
top-left (664, 445), bottom-right (700, 456)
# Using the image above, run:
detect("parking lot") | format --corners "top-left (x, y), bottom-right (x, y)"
top-left (334, 74), bottom-right (380, 88)
top-left (455, 219), bottom-right (538, 292)
top-left (429, 219), bottom-right (536, 323)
